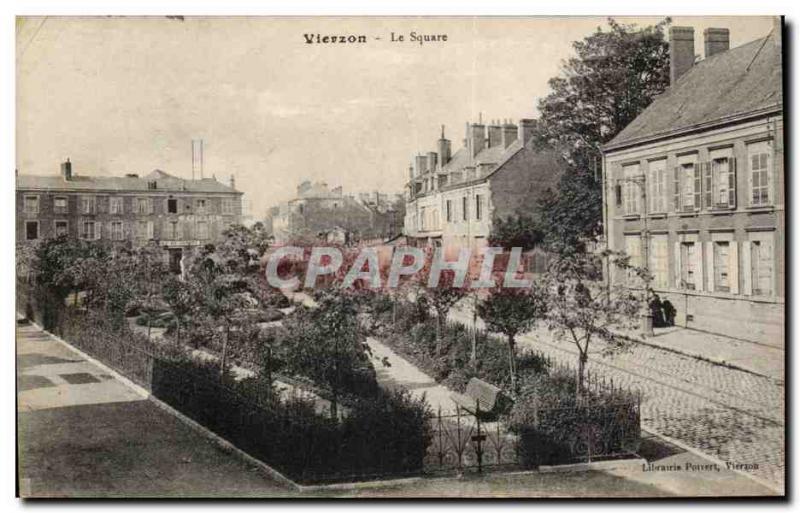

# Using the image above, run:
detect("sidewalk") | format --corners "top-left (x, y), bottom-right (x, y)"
top-left (16, 321), bottom-right (293, 498)
top-left (449, 301), bottom-right (784, 382)
top-left (621, 326), bottom-right (784, 382)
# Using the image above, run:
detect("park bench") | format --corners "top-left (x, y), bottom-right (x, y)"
top-left (452, 377), bottom-right (509, 420)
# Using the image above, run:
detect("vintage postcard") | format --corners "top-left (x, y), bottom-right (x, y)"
top-left (15, 15), bottom-right (784, 498)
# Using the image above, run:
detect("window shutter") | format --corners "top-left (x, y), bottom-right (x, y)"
top-left (747, 155), bottom-right (754, 206)
top-left (693, 243), bottom-right (703, 292)
top-left (674, 242), bottom-right (682, 288)
top-left (742, 241), bottom-right (752, 295)
top-left (673, 167), bottom-right (681, 212)
top-left (705, 241), bottom-right (714, 293)
top-left (147, 221), bottom-right (154, 240)
top-left (704, 162), bottom-right (713, 209)
top-left (729, 241), bottom-right (739, 294)
top-left (95, 222), bottom-right (102, 240)
top-left (728, 157), bottom-right (737, 208)
top-left (693, 165), bottom-right (701, 211)
top-left (148, 198), bottom-right (155, 214)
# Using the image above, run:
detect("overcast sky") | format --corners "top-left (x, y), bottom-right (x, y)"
top-left (17, 16), bottom-right (775, 217)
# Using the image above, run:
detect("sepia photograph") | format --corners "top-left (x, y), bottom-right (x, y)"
top-left (13, 13), bottom-right (785, 499)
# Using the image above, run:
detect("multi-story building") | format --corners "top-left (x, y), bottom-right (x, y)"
top-left (270, 180), bottom-right (404, 244)
top-left (602, 24), bottom-right (783, 344)
top-left (403, 119), bottom-right (564, 263)
top-left (16, 160), bottom-right (243, 271)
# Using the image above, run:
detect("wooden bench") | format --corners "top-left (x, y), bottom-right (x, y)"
top-left (452, 378), bottom-right (509, 420)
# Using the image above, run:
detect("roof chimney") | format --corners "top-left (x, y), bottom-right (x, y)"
top-left (468, 122), bottom-right (485, 159)
top-left (60, 158), bottom-right (72, 181)
top-left (703, 28), bottom-right (729, 59)
top-left (501, 121), bottom-right (517, 148)
top-left (437, 125), bottom-right (451, 168)
top-left (230, 174), bottom-right (236, 190)
top-left (669, 26), bottom-right (695, 86)
top-left (517, 119), bottom-right (536, 145)
top-left (487, 122), bottom-right (502, 148)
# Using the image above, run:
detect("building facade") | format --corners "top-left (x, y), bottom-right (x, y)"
top-left (602, 24), bottom-right (784, 344)
top-left (403, 119), bottom-right (564, 264)
top-left (270, 180), bottom-right (404, 244)
top-left (17, 160), bottom-right (244, 271)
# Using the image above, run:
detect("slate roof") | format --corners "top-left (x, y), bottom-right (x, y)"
top-left (16, 169), bottom-right (240, 194)
top-left (605, 30), bottom-right (782, 151)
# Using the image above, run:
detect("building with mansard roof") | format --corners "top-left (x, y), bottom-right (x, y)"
top-left (16, 160), bottom-right (243, 272)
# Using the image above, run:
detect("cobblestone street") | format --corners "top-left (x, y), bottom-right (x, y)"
top-left (518, 327), bottom-right (783, 493)
top-left (449, 308), bottom-right (785, 493)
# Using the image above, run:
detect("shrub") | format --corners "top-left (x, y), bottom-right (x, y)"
top-left (508, 368), bottom-right (641, 467)
top-left (151, 357), bottom-right (432, 483)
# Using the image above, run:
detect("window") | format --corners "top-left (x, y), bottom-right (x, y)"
top-left (748, 141), bottom-right (772, 206)
top-left (165, 198), bottom-right (177, 214)
top-left (81, 196), bottom-right (96, 214)
top-left (704, 148), bottom-right (737, 209)
top-left (196, 199), bottom-right (207, 213)
top-left (23, 196), bottom-right (39, 214)
top-left (713, 241), bottom-right (731, 292)
top-left (648, 160), bottom-right (667, 213)
top-left (53, 196), bottom-right (68, 214)
top-left (111, 221), bottom-right (124, 241)
top-left (624, 234), bottom-right (641, 282)
top-left (680, 242), bottom-right (698, 290)
top-left (110, 197), bottom-right (123, 214)
top-left (674, 155), bottom-right (700, 212)
top-left (54, 220), bottom-right (68, 237)
top-left (622, 164), bottom-right (640, 215)
top-left (80, 221), bottom-right (96, 240)
top-left (221, 199), bottom-right (233, 215)
top-left (747, 234), bottom-right (774, 296)
top-left (136, 221), bottom-right (154, 239)
top-left (475, 194), bottom-right (484, 221)
top-left (197, 221), bottom-right (209, 240)
top-left (462, 196), bottom-right (468, 221)
top-left (648, 234), bottom-right (669, 288)
top-left (25, 221), bottom-right (38, 240)
top-left (165, 221), bottom-right (178, 240)
top-left (135, 197), bottom-right (152, 215)
top-left (446, 200), bottom-right (453, 222)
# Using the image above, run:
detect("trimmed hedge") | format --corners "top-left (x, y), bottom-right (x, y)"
top-left (152, 357), bottom-right (432, 483)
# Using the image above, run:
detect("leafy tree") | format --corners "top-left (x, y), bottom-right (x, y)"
top-left (477, 285), bottom-right (547, 394)
top-left (417, 269), bottom-right (468, 353)
top-left (163, 275), bottom-right (195, 346)
top-left (283, 291), bottom-right (376, 419)
top-left (533, 18), bottom-right (671, 248)
top-left (542, 249), bottom-right (644, 400)
top-left (489, 214), bottom-right (544, 251)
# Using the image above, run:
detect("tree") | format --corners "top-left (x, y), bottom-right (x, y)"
top-left (163, 275), bottom-right (194, 346)
top-left (542, 249), bottom-right (644, 400)
top-left (477, 285), bottom-right (547, 394)
top-left (417, 269), bottom-right (468, 354)
top-left (533, 18), bottom-right (671, 247)
top-left (186, 246), bottom-right (254, 376)
top-left (489, 214), bottom-right (545, 252)
top-left (283, 291), bottom-right (375, 419)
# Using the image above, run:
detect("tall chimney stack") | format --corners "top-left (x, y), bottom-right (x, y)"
top-left (517, 119), bottom-right (536, 146)
top-left (437, 125), bottom-right (451, 169)
top-left (61, 158), bottom-right (72, 181)
top-left (669, 26), bottom-right (695, 86)
top-left (230, 174), bottom-right (236, 190)
top-left (487, 122), bottom-right (502, 148)
top-left (468, 122), bottom-right (485, 159)
top-left (501, 121), bottom-right (517, 148)
top-left (703, 28), bottom-right (729, 59)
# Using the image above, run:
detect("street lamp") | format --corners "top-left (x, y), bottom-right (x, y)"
top-left (616, 175), bottom-right (655, 338)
